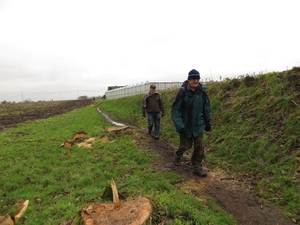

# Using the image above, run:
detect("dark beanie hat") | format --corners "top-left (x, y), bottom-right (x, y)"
top-left (188, 69), bottom-right (200, 80)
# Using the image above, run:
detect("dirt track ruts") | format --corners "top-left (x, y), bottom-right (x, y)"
top-left (144, 134), bottom-right (294, 225)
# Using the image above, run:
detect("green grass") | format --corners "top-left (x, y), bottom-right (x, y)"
top-left (1, 67), bottom-right (300, 224)
top-left (98, 67), bottom-right (300, 222)
top-left (0, 105), bottom-right (236, 224)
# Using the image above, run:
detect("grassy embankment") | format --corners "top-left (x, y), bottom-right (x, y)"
top-left (0, 104), bottom-right (236, 223)
top-left (99, 67), bottom-right (300, 222)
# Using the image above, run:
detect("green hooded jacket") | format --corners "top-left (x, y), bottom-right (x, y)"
top-left (171, 80), bottom-right (211, 137)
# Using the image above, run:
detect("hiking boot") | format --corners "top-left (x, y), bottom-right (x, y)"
top-left (147, 130), bottom-right (152, 135)
top-left (174, 152), bottom-right (181, 166)
top-left (154, 135), bottom-right (159, 140)
top-left (192, 168), bottom-right (207, 177)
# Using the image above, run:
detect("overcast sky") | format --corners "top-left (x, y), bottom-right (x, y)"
top-left (0, 0), bottom-right (299, 102)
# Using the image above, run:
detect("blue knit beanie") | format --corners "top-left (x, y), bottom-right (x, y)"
top-left (188, 69), bottom-right (200, 80)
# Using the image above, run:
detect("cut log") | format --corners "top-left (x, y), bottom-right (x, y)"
top-left (0, 216), bottom-right (14, 225)
top-left (62, 140), bottom-right (74, 148)
top-left (14, 200), bottom-right (29, 223)
top-left (72, 131), bottom-right (87, 140)
top-left (0, 200), bottom-right (29, 225)
top-left (107, 126), bottom-right (129, 132)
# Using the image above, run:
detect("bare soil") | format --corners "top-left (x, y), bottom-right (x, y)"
top-left (0, 100), bottom-right (93, 132)
top-left (0, 101), bottom-right (295, 225)
top-left (142, 131), bottom-right (295, 225)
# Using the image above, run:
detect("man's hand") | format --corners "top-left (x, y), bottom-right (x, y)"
top-left (180, 128), bottom-right (188, 135)
top-left (142, 113), bottom-right (146, 117)
top-left (161, 112), bottom-right (165, 117)
top-left (205, 122), bottom-right (211, 132)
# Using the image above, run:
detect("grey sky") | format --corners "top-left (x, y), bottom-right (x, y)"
top-left (0, 0), bottom-right (299, 102)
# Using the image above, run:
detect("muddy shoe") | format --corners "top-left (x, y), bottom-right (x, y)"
top-left (147, 130), bottom-right (152, 135)
top-left (193, 168), bottom-right (207, 177)
top-left (154, 135), bottom-right (159, 139)
top-left (174, 153), bottom-right (181, 166)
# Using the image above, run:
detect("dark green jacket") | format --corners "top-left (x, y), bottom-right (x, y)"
top-left (171, 80), bottom-right (211, 137)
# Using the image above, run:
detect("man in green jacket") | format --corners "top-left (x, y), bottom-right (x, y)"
top-left (142, 84), bottom-right (165, 139)
top-left (171, 69), bottom-right (211, 177)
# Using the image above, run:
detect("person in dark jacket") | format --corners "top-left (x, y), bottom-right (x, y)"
top-left (171, 69), bottom-right (211, 177)
top-left (142, 84), bottom-right (165, 139)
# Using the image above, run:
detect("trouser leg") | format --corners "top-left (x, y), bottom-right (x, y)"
top-left (175, 134), bottom-right (193, 157)
top-left (153, 113), bottom-right (161, 136)
top-left (191, 133), bottom-right (204, 168)
top-left (147, 114), bottom-right (154, 133)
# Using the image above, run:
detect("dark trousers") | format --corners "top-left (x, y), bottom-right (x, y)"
top-left (147, 113), bottom-right (161, 136)
top-left (175, 133), bottom-right (204, 169)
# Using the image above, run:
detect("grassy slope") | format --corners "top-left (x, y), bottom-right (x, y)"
top-left (98, 67), bottom-right (300, 221)
top-left (0, 106), bottom-right (236, 224)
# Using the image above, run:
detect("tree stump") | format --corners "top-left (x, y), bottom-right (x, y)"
top-left (80, 180), bottom-right (152, 225)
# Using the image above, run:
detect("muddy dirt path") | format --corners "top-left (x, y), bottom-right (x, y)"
top-left (96, 106), bottom-right (294, 225)
top-left (142, 131), bottom-right (294, 225)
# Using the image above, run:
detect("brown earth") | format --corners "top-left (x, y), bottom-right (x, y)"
top-left (0, 100), bottom-right (93, 132)
top-left (142, 133), bottom-right (295, 225)
top-left (0, 101), bottom-right (295, 225)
